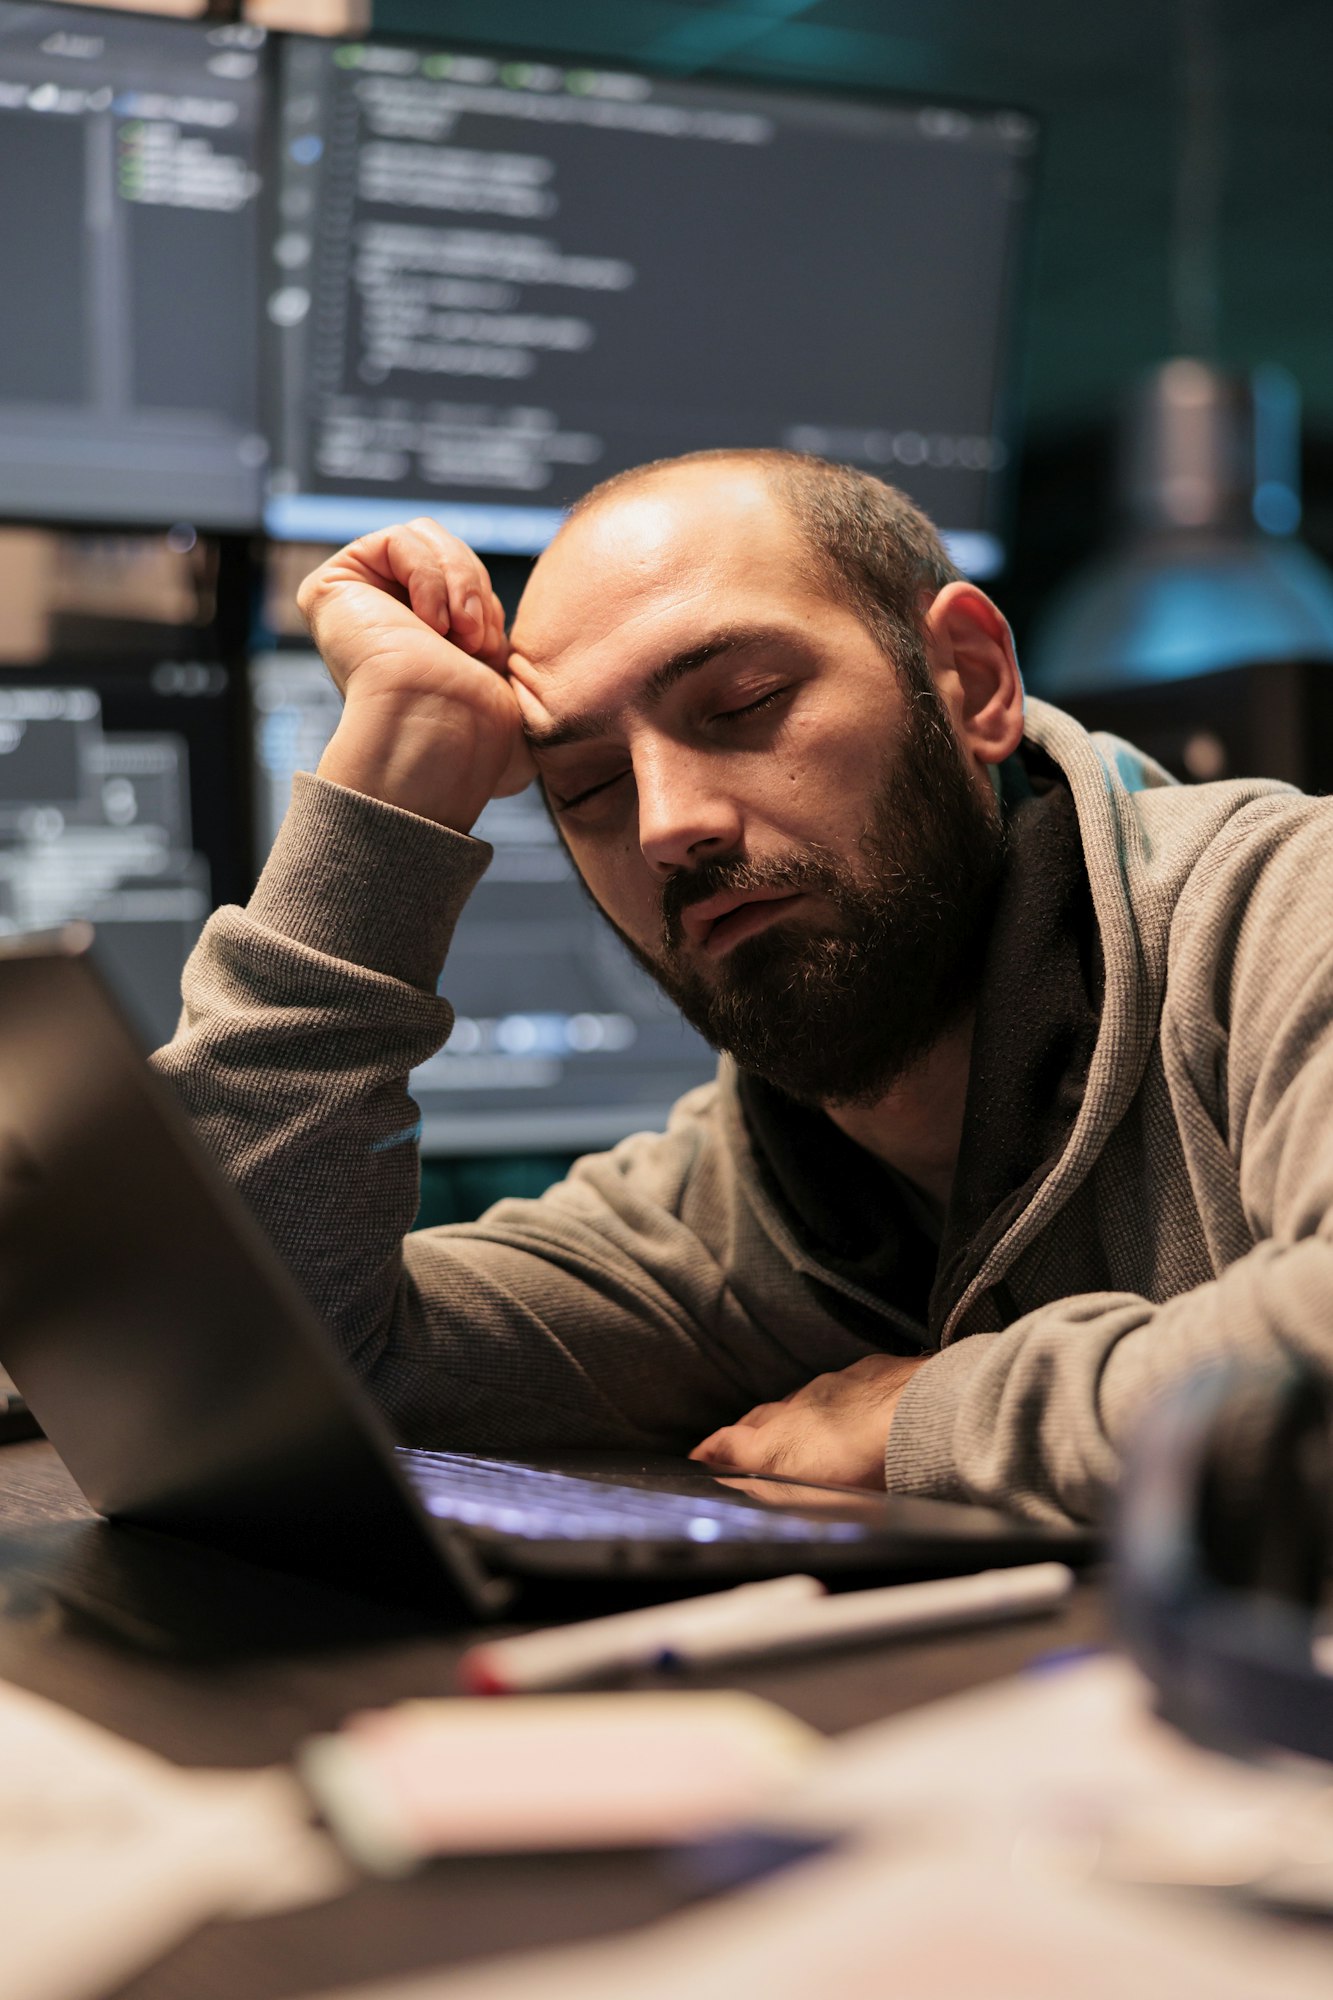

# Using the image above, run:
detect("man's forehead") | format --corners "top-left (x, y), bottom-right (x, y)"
top-left (511, 467), bottom-right (806, 672)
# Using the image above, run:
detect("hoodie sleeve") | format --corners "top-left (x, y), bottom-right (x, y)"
top-left (883, 794), bottom-right (1333, 1526)
top-left (152, 773), bottom-right (858, 1453)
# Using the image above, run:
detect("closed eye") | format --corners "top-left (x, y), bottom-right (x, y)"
top-left (551, 687), bottom-right (792, 809)
top-left (712, 686), bottom-right (791, 726)
top-left (551, 769), bottom-right (630, 813)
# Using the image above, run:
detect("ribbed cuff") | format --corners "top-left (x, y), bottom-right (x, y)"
top-left (883, 1332), bottom-right (999, 1500)
top-left (249, 771), bottom-right (493, 993)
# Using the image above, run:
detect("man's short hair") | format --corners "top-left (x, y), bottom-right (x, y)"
top-left (564, 448), bottom-right (961, 693)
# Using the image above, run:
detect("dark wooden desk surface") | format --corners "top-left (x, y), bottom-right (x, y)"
top-left (0, 1441), bottom-right (1111, 2000)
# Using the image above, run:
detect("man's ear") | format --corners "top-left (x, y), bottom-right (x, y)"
top-left (921, 581), bottom-right (1024, 767)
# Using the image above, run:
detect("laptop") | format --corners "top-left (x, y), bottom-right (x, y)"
top-left (0, 927), bottom-right (1091, 1619)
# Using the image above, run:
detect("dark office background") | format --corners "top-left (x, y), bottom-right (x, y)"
top-left (3, 0), bottom-right (1330, 1217)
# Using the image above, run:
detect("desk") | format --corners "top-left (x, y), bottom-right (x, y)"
top-left (0, 1440), bottom-right (1109, 2000)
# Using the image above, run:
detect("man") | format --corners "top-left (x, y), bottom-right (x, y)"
top-left (154, 450), bottom-right (1333, 1525)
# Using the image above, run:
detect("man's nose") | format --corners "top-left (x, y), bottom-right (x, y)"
top-left (634, 746), bottom-right (743, 875)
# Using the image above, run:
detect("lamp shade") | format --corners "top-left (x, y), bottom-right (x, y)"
top-left (1026, 361), bottom-right (1333, 697)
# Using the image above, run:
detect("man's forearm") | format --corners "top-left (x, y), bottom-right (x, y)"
top-left (152, 772), bottom-right (774, 1457)
top-left (153, 773), bottom-right (490, 1354)
top-left (882, 1252), bottom-right (1333, 1525)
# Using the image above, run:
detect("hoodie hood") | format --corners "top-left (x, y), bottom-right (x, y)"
top-left (720, 696), bottom-right (1294, 1344)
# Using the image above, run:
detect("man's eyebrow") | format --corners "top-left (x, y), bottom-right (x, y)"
top-left (522, 628), bottom-right (785, 752)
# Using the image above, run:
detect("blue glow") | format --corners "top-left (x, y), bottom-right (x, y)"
top-left (940, 530), bottom-right (1004, 579)
top-left (265, 493), bottom-right (566, 550)
top-left (370, 1118), bottom-right (423, 1154)
top-left (404, 1450), bottom-right (874, 1542)
top-left (1028, 538), bottom-right (1333, 694)
top-left (1252, 365), bottom-right (1301, 534)
top-left (1253, 481), bottom-right (1301, 536)
top-left (289, 134), bottom-right (323, 166)
top-left (268, 491), bottom-right (1004, 576)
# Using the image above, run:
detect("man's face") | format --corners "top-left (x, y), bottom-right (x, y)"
top-left (507, 466), bottom-right (1005, 1104)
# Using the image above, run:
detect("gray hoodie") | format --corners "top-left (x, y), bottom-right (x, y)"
top-left (154, 698), bottom-right (1331, 1525)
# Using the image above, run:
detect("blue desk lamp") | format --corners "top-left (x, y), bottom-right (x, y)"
top-left (1027, 0), bottom-right (1333, 699)
top-left (1027, 360), bottom-right (1333, 698)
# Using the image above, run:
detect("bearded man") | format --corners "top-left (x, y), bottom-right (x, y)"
top-left (154, 450), bottom-right (1333, 1524)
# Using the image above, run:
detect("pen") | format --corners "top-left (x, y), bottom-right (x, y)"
top-left (458, 1573), bottom-right (825, 1693)
top-left (658, 1563), bottom-right (1076, 1668)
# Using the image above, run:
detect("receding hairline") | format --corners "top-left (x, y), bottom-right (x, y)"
top-left (548, 447), bottom-right (960, 635)
top-left (562, 447), bottom-right (792, 514)
top-left (537, 451), bottom-right (799, 580)
top-left (552, 449), bottom-right (821, 557)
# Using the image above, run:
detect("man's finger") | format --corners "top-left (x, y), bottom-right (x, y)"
top-left (335, 518), bottom-right (490, 648)
top-left (300, 520), bottom-right (496, 661)
top-left (396, 518), bottom-right (492, 644)
top-left (690, 1427), bottom-right (743, 1466)
top-left (483, 595), bottom-right (509, 666)
top-left (690, 1425), bottom-right (783, 1474)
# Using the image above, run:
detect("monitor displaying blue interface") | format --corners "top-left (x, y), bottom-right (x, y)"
top-left (0, 2), bottom-right (268, 529)
top-left (251, 651), bottom-right (718, 1153)
top-left (264, 38), bottom-right (1035, 575)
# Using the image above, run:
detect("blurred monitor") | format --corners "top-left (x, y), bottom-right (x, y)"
top-left (243, 1), bottom-right (367, 28)
top-left (0, 4), bottom-right (268, 529)
top-left (251, 651), bottom-right (717, 1153)
top-left (0, 657), bottom-right (248, 1049)
top-left (264, 36), bottom-right (1035, 576)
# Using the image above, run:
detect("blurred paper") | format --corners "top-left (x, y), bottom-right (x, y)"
top-left (300, 1690), bottom-right (821, 1875)
top-left (296, 1658), bottom-right (1333, 2000)
top-left (0, 1677), bottom-right (348, 2000)
top-left (297, 1839), bottom-right (1333, 2000)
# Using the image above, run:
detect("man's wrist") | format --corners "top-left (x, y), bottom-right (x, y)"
top-left (316, 711), bottom-right (496, 835)
top-left (251, 770), bottom-right (492, 990)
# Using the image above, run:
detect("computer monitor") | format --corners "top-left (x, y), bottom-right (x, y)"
top-left (0, 657), bottom-right (248, 1050)
top-left (250, 651), bottom-right (717, 1153)
top-left (0, 4), bottom-right (268, 529)
top-left (263, 36), bottom-right (1034, 575)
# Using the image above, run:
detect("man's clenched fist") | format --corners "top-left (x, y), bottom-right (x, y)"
top-left (298, 517), bottom-right (536, 834)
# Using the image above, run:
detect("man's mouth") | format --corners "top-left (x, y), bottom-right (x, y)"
top-left (681, 886), bottom-right (806, 959)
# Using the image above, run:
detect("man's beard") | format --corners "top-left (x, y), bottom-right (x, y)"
top-left (608, 680), bottom-right (1007, 1107)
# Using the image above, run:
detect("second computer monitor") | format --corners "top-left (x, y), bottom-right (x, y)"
top-left (264, 36), bottom-right (1033, 574)
top-left (0, 3), bottom-right (269, 530)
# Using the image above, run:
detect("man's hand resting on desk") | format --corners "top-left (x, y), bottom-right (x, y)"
top-left (689, 1354), bottom-right (929, 1490)
top-left (298, 517), bottom-right (536, 834)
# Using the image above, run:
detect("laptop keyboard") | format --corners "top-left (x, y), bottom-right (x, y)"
top-left (397, 1450), bottom-right (868, 1545)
